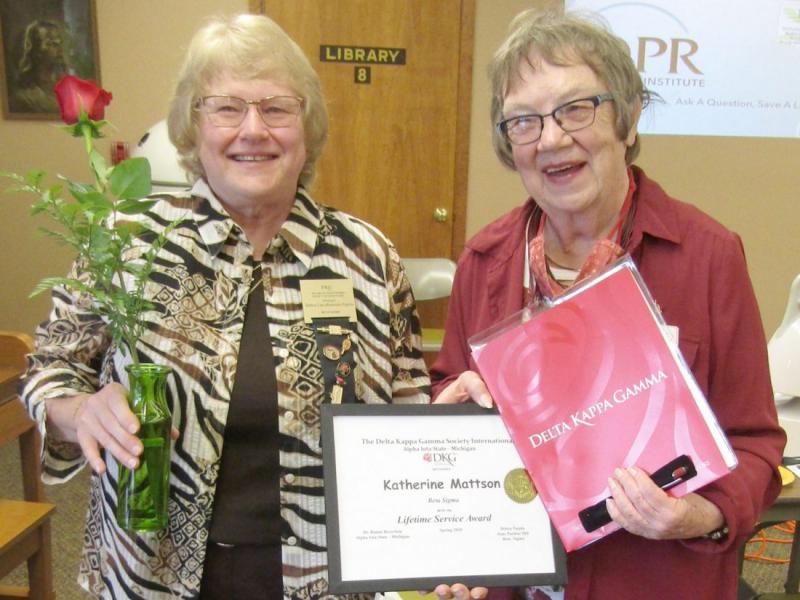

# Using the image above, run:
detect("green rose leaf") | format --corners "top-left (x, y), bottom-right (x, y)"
top-left (116, 198), bottom-right (157, 215)
top-left (109, 157), bottom-right (152, 200)
top-left (114, 221), bottom-right (147, 238)
top-left (89, 148), bottom-right (110, 183)
top-left (25, 170), bottom-right (46, 187)
top-left (72, 189), bottom-right (114, 217)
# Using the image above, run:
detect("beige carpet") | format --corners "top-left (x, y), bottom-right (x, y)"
top-left (0, 441), bottom-right (793, 599)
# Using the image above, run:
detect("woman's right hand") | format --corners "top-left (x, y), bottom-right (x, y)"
top-left (46, 383), bottom-right (142, 474)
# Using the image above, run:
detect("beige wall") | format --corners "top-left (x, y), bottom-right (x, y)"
top-left (1, 0), bottom-right (797, 338)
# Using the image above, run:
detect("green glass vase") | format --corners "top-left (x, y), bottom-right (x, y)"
top-left (116, 363), bottom-right (173, 532)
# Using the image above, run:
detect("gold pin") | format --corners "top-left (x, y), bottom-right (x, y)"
top-left (323, 345), bottom-right (341, 361)
top-left (321, 324), bottom-right (347, 335)
top-left (330, 385), bottom-right (343, 404)
top-left (336, 362), bottom-right (352, 378)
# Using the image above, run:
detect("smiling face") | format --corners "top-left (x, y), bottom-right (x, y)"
top-left (503, 57), bottom-right (638, 224)
top-left (196, 74), bottom-right (307, 217)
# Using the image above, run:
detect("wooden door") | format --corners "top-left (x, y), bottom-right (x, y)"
top-left (250, 0), bottom-right (473, 260)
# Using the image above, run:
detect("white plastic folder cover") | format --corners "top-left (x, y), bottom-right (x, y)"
top-left (470, 257), bottom-right (737, 551)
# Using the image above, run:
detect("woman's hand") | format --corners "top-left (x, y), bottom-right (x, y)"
top-left (605, 466), bottom-right (725, 539)
top-left (46, 383), bottom-right (142, 474)
top-left (422, 583), bottom-right (488, 599)
top-left (433, 370), bottom-right (493, 408)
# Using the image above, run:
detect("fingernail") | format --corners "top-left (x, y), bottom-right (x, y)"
top-left (128, 458), bottom-right (138, 469)
top-left (627, 466), bottom-right (637, 476)
top-left (614, 468), bottom-right (624, 478)
top-left (128, 424), bottom-right (138, 434)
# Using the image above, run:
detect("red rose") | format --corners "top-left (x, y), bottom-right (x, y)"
top-left (54, 75), bottom-right (112, 124)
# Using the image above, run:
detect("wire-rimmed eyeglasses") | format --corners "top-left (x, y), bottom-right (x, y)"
top-left (497, 94), bottom-right (615, 145)
top-left (194, 95), bottom-right (305, 128)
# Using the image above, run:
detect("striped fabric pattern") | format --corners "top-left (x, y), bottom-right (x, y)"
top-left (22, 180), bottom-right (430, 599)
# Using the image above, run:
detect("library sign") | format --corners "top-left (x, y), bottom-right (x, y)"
top-left (320, 44), bottom-right (406, 84)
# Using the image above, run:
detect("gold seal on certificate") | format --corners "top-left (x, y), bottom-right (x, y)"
top-left (504, 468), bottom-right (537, 504)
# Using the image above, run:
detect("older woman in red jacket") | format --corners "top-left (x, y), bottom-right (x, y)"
top-left (432, 9), bottom-right (785, 600)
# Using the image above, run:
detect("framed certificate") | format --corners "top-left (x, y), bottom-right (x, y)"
top-left (321, 403), bottom-right (567, 594)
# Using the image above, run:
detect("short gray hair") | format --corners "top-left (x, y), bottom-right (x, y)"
top-left (489, 9), bottom-right (654, 168)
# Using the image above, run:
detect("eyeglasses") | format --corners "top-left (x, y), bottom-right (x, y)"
top-left (497, 94), bottom-right (615, 145)
top-left (195, 95), bottom-right (305, 128)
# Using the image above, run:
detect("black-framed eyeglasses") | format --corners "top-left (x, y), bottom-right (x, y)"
top-left (194, 95), bottom-right (305, 128)
top-left (497, 94), bottom-right (615, 145)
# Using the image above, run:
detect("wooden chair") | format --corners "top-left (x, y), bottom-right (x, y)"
top-left (0, 331), bottom-right (55, 600)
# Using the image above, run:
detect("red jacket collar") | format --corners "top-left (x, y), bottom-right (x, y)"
top-left (465, 165), bottom-right (683, 260)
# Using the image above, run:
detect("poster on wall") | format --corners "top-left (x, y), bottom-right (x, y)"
top-left (565, 0), bottom-right (800, 138)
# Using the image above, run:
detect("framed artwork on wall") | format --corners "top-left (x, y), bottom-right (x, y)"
top-left (0, 0), bottom-right (99, 120)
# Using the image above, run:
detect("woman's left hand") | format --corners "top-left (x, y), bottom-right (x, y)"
top-left (605, 466), bottom-right (725, 539)
top-left (433, 370), bottom-right (493, 408)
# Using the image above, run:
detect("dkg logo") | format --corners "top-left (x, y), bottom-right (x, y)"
top-left (423, 452), bottom-right (456, 466)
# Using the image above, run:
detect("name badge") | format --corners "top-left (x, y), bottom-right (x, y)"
top-left (300, 278), bottom-right (357, 323)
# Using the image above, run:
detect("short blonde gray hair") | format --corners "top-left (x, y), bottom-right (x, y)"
top-left (167, 13), bottom-right (328, 189)
top-left (489, 9), bottom-right (653, 168)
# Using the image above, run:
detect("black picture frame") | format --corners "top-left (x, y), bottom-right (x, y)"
top-left (0, 0), bottom-right (99, 120)
top-left (321, 402), bottom-right (567, 594)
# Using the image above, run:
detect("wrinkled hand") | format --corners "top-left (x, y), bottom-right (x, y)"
top-left (605, 466), bottom-right (724, 539)
top-left (433, 370), bottom-right (493, 408)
